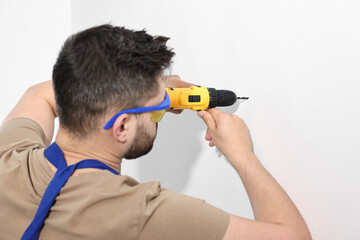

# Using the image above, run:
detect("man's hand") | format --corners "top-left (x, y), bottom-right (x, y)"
top-left (197, 108), bottom-right (253, 164)
top-left (163, 75), bottom-right (194, 114)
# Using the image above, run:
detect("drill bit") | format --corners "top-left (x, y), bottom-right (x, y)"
top-left (237, 97), bottom-right (249, 100)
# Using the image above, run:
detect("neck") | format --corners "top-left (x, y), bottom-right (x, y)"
top-left (54, 128), bottom-right (122, 174)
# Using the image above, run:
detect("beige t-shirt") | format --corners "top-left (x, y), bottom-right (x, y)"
top-left (0, 118), bottom-right (229, 240)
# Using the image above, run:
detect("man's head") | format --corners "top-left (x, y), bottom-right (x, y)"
top-left (52, 24), bottom-right (174, 139)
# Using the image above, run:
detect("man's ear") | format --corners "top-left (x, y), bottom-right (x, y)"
top-left (111, 114), bottom-right (131, 143)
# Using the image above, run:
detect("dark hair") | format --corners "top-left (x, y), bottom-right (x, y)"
top-left (52, 24), bottom-right (174, 138)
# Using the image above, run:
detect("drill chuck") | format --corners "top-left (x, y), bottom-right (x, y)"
top-left (207, 88), bottom-right (237, 108)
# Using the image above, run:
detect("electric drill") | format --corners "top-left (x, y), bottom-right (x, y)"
top-left (166, 86), bottom-right (248, 111)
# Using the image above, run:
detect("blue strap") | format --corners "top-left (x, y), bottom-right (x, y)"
top-left (43, 141), bottom-right (67, 169)
top-left (21, 142), bottom-right (119, 240)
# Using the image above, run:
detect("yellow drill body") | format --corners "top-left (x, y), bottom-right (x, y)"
top-left (166, 85), bottom-right (247, 111)
top-left (166, 86), bottom-right (210, 111)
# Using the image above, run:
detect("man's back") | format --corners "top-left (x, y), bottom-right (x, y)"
top-left (0, 118), bottom-right (228, 239)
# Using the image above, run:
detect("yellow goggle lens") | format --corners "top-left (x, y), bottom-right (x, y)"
top-left (151, 110), bottom-right (166, 122)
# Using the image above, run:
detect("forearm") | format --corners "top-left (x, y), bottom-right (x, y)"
top-left (4, 80), bottom-right (57, 145)
top-left (231, 152), bottom-right (310, 237)
top-left (27, 81), bottom-right (57, 116)
top-left (198, 108), bottom-right (311, 239)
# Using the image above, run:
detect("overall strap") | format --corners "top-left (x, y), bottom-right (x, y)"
top-left (21, 142), bottom-right (119, 240)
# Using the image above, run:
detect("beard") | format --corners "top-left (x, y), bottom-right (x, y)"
top-left (124, 122), bottom-right (158, 160)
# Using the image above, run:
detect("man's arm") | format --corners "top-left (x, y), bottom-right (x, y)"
top-left (197, 109), bottom-right (312, 240)
top-left (3, 81), bottom-right (57, 146)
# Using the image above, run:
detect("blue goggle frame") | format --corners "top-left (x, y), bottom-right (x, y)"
top-left (104, 91), bottom-right (170, 130)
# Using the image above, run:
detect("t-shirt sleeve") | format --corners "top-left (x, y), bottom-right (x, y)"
top-left (139, 186), bottom-right (229, 240)
top-left (0, 118), bottom-right (46, 149)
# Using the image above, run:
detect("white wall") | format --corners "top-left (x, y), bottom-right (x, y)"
top-left (1, 1), bottom-right (359, 239)
top-left (71, 1), bottom-right (360, 239)
top-left (0, 0), bottom-right (71, 139)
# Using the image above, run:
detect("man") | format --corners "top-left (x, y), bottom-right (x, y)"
top-left (0, 24), bottom-right (311, 239)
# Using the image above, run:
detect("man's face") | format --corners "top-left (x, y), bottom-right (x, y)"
top-left (124, 120), bottom-right (157, 159)
top-left (123, 80), bottom-right (165, 160)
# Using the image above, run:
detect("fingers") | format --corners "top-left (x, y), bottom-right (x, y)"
top-left (205, 128), bottom-right (215, 147)
top-left (199, 107), bottom-right (253, 158)
top-left (206, 108), bottom-right (224, 122)
top-left (209, 139), bottom-right (215, 147)
top-left (167, 109), bottom-right (184, 114)
top-left (197, 110), bottom-right (216, 131)
top-left (163, 75), bottom-right (194, 88)
top-left (198, 108), bottom-right (226, 131)
top-left (205, 128), bottom-right (212, 141)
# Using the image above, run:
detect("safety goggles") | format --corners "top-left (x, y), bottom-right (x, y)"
top-left (104, 91), bottom-right (171, 130)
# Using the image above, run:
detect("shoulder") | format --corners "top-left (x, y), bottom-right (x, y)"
top-left (0, 118), bottom-right (46, 171)
top-left (0, 117), bottom-right (46, 150)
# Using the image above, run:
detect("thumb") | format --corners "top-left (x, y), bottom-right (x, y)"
top-left (197, 111), bottom-right (216, 131)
